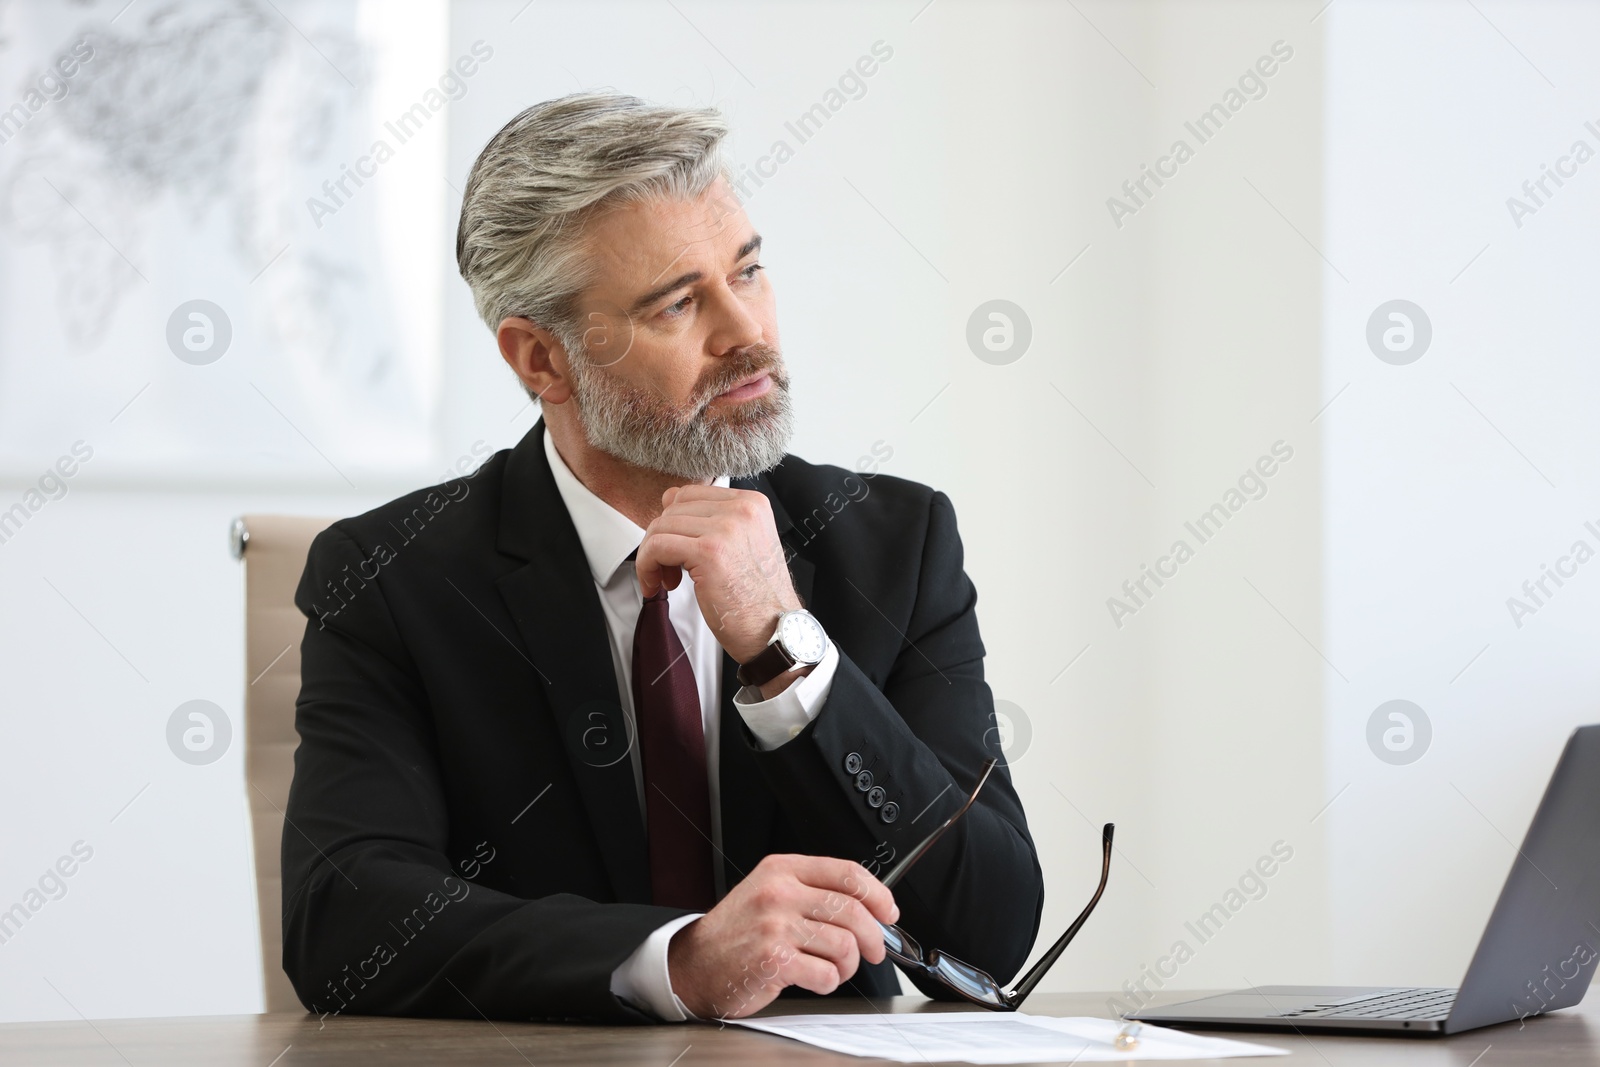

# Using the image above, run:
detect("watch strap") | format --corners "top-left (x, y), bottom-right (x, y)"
top-left (736, 640), bottom-right (794, 688)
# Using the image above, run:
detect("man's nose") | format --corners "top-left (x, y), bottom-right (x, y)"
top-left (704, 284), bottom-right (764, 356)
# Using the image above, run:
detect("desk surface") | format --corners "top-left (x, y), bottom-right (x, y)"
top-left (1, 991), bottom-right (1592, 1065)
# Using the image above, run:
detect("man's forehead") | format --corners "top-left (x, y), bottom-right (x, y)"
top-left (584, 182), bottom-right (754, 283)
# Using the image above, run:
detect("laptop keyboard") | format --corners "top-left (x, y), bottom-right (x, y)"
top-left (1273, 987), bottom-right (1457, 1021)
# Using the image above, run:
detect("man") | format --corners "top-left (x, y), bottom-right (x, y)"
top-left (282, 91), bottom-right (1042, 1024)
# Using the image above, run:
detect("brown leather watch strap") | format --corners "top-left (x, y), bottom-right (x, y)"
top-left (736, 640), bottom-right (793, 688)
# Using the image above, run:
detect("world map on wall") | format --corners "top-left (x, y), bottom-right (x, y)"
top-left (0, 0), bottom-right (445, 484)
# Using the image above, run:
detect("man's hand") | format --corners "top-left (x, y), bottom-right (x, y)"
top-left (635, 484), bottom-right (801, 665)
top-left (666, 854), bottom-right (899, 1020)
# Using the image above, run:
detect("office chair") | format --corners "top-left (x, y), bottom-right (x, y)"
top-left (231, 514), bottom-right (336, 1013)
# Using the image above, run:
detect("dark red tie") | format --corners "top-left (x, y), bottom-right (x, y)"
top-left (632, 588), bottom-right (716, 911)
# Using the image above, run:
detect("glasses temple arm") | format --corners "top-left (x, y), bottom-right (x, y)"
top-left (1007, 823), bottom-right (1114, 1006)
top-left (881, 758), bottom-right (997, 890)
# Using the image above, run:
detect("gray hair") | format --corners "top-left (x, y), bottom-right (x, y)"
top-left (455, 91), bottom-right (732, 353)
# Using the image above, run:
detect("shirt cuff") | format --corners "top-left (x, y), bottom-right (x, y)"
top-left (609, 912), bottom-right (703, 1021)
top-left (733, 639), bottom-right (839, 750)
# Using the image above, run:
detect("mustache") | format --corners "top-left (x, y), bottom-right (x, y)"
top-left (692, 343), bottom-right (787, 409)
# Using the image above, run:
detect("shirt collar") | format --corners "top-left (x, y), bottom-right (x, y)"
top-left (542, 427), bottom-right (729, 587)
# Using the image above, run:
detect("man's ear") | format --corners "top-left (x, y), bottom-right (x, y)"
top-left (497, 316), bottom-right (574, 405)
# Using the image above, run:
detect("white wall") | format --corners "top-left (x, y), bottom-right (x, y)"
top-left (0, 0), bottom-right (1589, 1024)
top-left (1321, 0), bottom-right (1600, 987)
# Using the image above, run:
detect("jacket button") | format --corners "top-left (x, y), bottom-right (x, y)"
top-left (866, 785), bottom-right (886, 808)
top-left (854, 769), bottom-right (873, 792)
top-left (844, 752), bottom-right (863, 775)
top-left (880, 802), bottom-right (900, 824)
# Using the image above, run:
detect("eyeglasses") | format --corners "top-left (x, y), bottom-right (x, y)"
top-left (874, 757), bottom-right (1114, 1011)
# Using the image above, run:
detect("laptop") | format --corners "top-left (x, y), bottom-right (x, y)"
top-left (1127, 724), bottom-right (1600, 1035)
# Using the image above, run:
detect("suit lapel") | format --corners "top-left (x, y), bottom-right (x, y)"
top-left (718, 465), bottom-right (814, 890)
top-left (495, 420), bottom-right (652, 905)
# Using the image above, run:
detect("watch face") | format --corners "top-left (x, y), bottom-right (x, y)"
top-left (778, 611), bottom-right (827, 665)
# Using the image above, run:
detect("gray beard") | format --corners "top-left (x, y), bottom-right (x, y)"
top-left (565, 343), bottom-right (794, 481)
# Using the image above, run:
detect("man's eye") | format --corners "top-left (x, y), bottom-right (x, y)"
top-left (660, 265), bottom-right (761, 319)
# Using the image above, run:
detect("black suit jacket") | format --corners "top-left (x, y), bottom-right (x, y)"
top-left (282, 420), bottom-right (1043, 1022)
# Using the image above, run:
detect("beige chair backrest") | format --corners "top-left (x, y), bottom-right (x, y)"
top-left (233, 514), bottom-right (337, 1014)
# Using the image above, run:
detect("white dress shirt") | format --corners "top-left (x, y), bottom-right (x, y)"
top-left (541, 431), bottom-right (839, 1021)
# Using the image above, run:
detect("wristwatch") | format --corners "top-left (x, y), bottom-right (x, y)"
top-left (736, 609), bottom-right (829, 687)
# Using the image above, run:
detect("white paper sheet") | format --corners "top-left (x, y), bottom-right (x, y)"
top-left (729, 1012), bottom-right (1288, 1063)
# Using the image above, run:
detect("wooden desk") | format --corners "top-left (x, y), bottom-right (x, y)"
top-left (2, 991), bottom-right (1593, 1065)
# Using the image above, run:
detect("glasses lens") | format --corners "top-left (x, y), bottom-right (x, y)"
top-left (929, 952), bottom-right (1006, 1007)
top-left (878, 921), bottom-right (921, 965)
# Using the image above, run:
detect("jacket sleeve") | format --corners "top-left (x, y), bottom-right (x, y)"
top-left (749, 490), bottom-right (1045, 1000)
top-left (281, 525), bottom-right (690, 1022)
